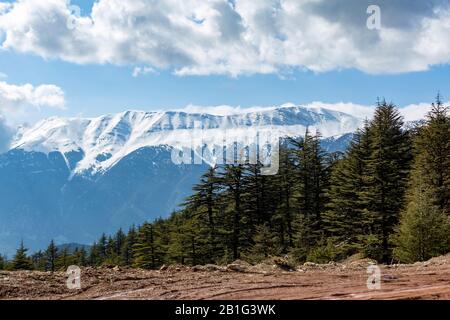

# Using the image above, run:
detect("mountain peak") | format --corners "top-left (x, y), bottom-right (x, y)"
top-left (11, 105), bottom-right (363, 176)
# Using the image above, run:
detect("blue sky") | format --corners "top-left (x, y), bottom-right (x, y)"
top-left (1, 49), bottom-right (450, 119)
top-left (1, 0), bottom-right (450, 124)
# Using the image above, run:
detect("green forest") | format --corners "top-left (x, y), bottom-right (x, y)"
top-left (1, 98), bottom-right (449, 271)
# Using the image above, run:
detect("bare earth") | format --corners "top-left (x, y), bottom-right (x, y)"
top-left (1, 254), bottom-right (449, 300)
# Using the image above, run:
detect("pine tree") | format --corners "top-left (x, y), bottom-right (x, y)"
top-left (132, 222), bottom-right (164, 269)
top-left (289, 213), bottom-right (310, 261)
top-left (97, 233), bottom-right (108, 263)
top-left (55, 247), bottom-right (72, 270)
top-left (272, 144), bottom-right (296, 249)
top-left (74, 247), bottom-right (87, 266)
top-left (221, 165), bottom-right (245, 260)
top-left (411, 95), bottom-right (450, 214)
top-left (362, 101), bottom-right (412, 262)
top-left (391, 95), bottom-right (450, 263)
top-left (11, 241), bottom-right (33, 270)
top-left (122, 226), bottom-right (137, 266)
top-left (31, 250), bottom-right (46, 270)
top-left (246, 224), bottom-right (281, 262)
top-left (89, 242), bottom-right (101, 266)
top-left (113, 228), bottom-right (126, 265)
top-left (323, 123), bottom-right (371, 252)
top-left (46, 240), bottom-right (58, 272)
top-left (183, 211), bottom-right (208, 265)
top-left (392, 181), bottom-right (450, 263)
top-left (153, 218), bottom-right (170, 265)
top-left (237, 162), bottom-right (279, 256)
top-left (105, 236), bottom-right (116, 264)
top-left (0, 254), bottom-right (5, 270)
top-left (291, 130), bottom-right (330, 250)
top-left (166, 213), bottom-right (189, 264)
top-left (184, 166), bottom-right (221, 261)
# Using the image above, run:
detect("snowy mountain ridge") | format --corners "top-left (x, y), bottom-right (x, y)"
top-left (11, 105), bottom-right (364, 176)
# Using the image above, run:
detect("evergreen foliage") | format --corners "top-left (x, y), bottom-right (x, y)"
top-left (392, 181), bottom-right (449, 263)
top-left (11, 241), bottom-right (33, 270)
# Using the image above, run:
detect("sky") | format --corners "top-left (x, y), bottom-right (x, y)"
top-left (0, 0), bottom-right (450, 127)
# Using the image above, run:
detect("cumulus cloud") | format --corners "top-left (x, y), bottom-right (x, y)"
top-left (176, 100), bottom-right (444, 122)
top-left (400, 102), bottom-right (436, 122)
top-left (0, 80), bottom-right (66, 121)
top-left (303, 101), bottom-right (375, 119)
top-left (1, 0), bottom-right (450, 76)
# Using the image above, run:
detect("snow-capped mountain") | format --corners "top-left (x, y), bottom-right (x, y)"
top-left (0, 105), bottom-right (362, 255)
top-left (12, 105), bottom-right (362, 176)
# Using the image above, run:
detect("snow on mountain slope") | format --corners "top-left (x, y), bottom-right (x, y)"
top-left (11, 105), bottom-right (364, 176)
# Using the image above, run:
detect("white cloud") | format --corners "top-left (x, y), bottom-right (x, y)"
top-left (303, 101), bottom-right (375, 119)
top-left (400, 103), bottom-right (434, 122)
top-left (176, 100), bottom-right (444, 122)
top-left (0, 80), bottom-right (66, 122)
top-left (306, 101), bottom-right (449, 122)
top-left (0, 2), bottom-right (11, 14)
top-left (178, 102), bottom-right (375, 118)
top-left (1, 0), bottom-right (450, 76)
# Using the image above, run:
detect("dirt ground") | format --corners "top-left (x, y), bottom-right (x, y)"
top-left (1, 254), bottom-right (449, 300)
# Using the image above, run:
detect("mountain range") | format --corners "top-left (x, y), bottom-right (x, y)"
top-left (1, 105), bottom-right (370, 255)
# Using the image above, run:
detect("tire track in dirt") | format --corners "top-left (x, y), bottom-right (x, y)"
top-left (2, 254), bottom-right (449, 300)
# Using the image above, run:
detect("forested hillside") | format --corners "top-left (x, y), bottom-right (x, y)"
top-left (1, 99), bottom-right (449, 271)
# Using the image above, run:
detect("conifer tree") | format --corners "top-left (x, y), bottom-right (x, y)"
top-left (246, 224), bottom-right (281, 262)
top-left (181, 211), bottom-right (208, 265)
top-left (153, 218), bottom-right (170, 264)
top-left (323, 123), bottom-right (371, 252)
top-left (46, 240), bottom-right (58, 272)
top-left (11, 241), bottom-right (33, 270)
top-left (132, 223), bottom-right (154, 269)
top-left (74, 247), bottom-right (87, 266)
top-left (391, 95), bottom-right (450, 262)
top-left (184, 167), bottom-right (221, 260)
top-left (122, 226), bottom-right (137, 266)
top-left (166, 213), bottom-right (189, 264)
top-left (97, 233), bottom-right (108, 263)
top-left (392, 181), bottom-right (450, 263)
top-left (55, 247), bottom-right (72, 270)
top-left (31, 250), bottom-right (46, 271)
top-left (291, 130), bottom-right (329, 250)
top-left (132, 222), bottom-right (164, 269)
top-left (89, 242), bottom-right (100, 266)
top-left (362, 101), bottom-right (412, 262)
top-left (113, 228), bottom-right (126, 264)
top-left (105, 236), bottom-right (116, 264)
top-left (0, 254), bottom-right (5, 270)
top-left (411, 95), bottom-right (450, 214)
top-left (272, 145), bottom-right (296, 249)
top-left (221, 165), bottom-right (245, 260)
